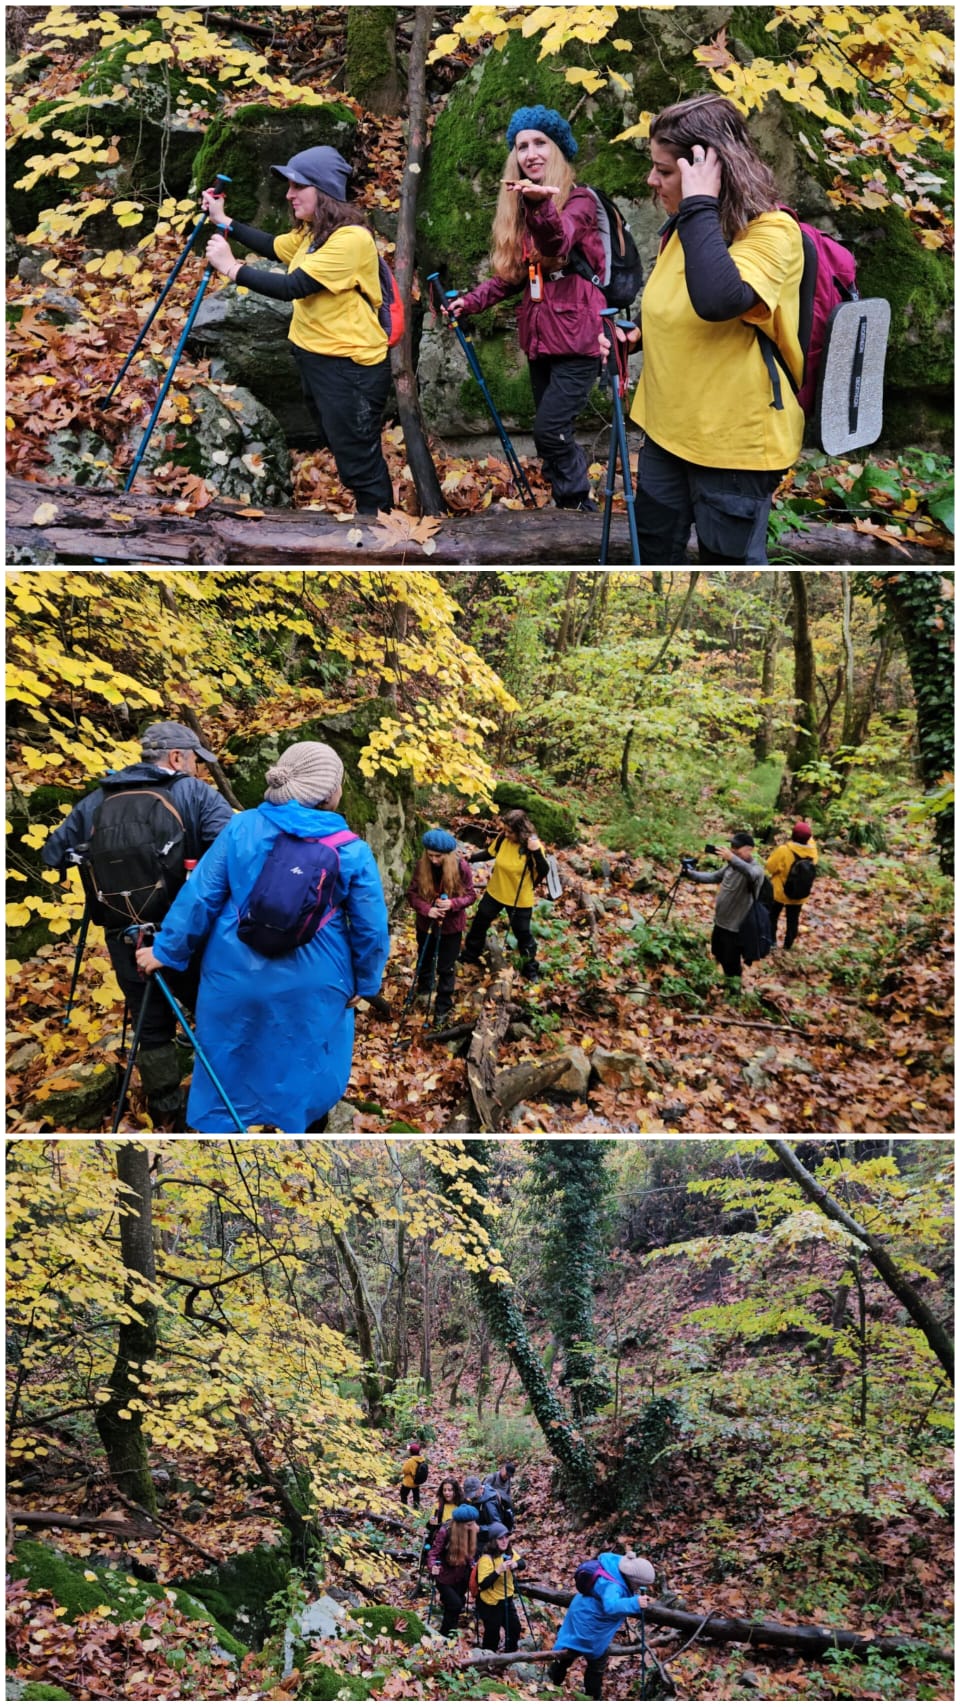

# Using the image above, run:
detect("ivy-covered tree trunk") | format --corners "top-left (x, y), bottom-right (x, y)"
top-left (430, 1140), bottom-right (597, 1496)
top-left (94, 1142), bottom-right (158, 1512)
top-left (344, 7), bottom-right (402, 114)
top-left (787, 569), bottom-right (819, 777)
top-left (527, 1140), bottom-right (613, 1419)
top-left (753, 571), bottom-right (782, 763)
top-left (868, 572), bottom-right (954, 873)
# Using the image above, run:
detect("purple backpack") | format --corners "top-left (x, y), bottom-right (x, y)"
top-left (574, 1559), bottom-right (617, 1599)
top-left (756, 208), bottom-right (859, 417)
top-left (237, 828), bottom-right (357, 958)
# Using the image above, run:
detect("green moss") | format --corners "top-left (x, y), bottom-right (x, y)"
top-left (493, 782), bottom-right (578, 846)
top-left (19, 1686), bottom-right (73, 1701)
top-left (298, 1662), bottom-right (371, 1700)
top-left (847, 208), bottom-right (953, 392)
top-left (177, 1539), bottom-right (292, 1647)
top-left (192, 102), bottom-right (358, 233)
top-left (352, 1605), bottom-right (424, 1644)
top-left (345, 9), bottom-right (400, 108)
top-left (877, 390), bottom-right (953, 452)
top-left (10, 1538), bottom-right (246, 1661)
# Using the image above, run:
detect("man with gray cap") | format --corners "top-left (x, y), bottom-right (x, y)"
top-left (200, 147), bottom-right (393, 514)
top-left (42, 721), bottom-right (233, 1127)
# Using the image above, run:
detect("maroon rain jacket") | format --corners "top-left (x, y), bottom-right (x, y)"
top-left (428, 1522), bottom-right (474, 1590)
top-left (458, 186), bottom-right (606, 360)
top-left (408, 855), bottom-right (476, 938)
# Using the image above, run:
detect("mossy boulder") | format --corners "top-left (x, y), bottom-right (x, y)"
top-left (352, 1605), bottom-right (424, 1644)
top-left (187, 271), bottom-right (313, 443)
top-left (191, 102), bottom-right (359, 234)
top-left (176, 1539), bottom-right (292, 1649)
top-left (225, 699), bottom-right (421, 908)
top-left (493, 782), bottom-right (578, 846)
top-left (10, 1537), bottom-right (246, 1662)
top-left (297, 1662), bottom-right (371, 1700)
top-left (20, 1059), bottom-right (120, 1135)
top-left (7, 1681), bottom-right (72, 1701)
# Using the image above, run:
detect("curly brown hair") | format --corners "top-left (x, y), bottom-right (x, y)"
top-left (650, 94), bottom-right (780, 244)
top-left (299, 189), bottom-right (372, 250)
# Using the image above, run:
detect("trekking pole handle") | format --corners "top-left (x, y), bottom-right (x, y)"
top-left (201, 172), bottom-right (232, 231)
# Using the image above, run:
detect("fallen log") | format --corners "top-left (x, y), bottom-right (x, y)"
top-left (465, 970), bottom-right (516, 1131)
top-left (6, 478), bottom-right (636, 566)
top-left (516, 1583), bottom-right (952, 1664)
top-left (411, 1644), bottom-right (650, 1677)
top-left (8, 478), bottom-right (943, 567)
top-left (8, 1505), bottom-right (157, 1539)
top-left (490, 1053), bottom-right (570, 1126)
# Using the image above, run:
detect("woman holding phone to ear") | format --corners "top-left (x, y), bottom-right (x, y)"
top-left (615, 94), bottom-right (804, 564)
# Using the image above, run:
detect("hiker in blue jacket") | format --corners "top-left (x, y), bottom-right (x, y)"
top-left (549, 1552), bottom-right (655, 1699)
top-left (136, 741), bottom-right (389, 1132)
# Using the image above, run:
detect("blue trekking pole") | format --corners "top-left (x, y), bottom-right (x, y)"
top-left (427, 273), bottom-right (537, 507)
top-left (599, 306), bottom-right (641, 565)
top-left (95, 174), bottom-right (232, 413)
top-left (119, 924), bottom-right (248, 1132)
top-left (121, 265), bottom-right (217, 493)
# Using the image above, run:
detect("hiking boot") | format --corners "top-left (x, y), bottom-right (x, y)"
top-left (139, 1043), bottom-right (185, 1127)
top-left (433, 1005), bottom-right (453, 1026)
top-left (519, 960), bottom-right (541, 981)
top-left (458, 951), bottom-right (483, 967)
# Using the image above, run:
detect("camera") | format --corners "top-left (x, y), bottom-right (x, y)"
top-left (704, 843), bottom-right (718, 855)
top-left (680, 856), bottom-right (696, 871)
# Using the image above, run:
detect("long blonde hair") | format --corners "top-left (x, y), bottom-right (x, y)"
top-left (444, 1518), bottom-right (478, 1568)
top-left (650, 94), bottom-right (779, 245)
top-left (489, 140), bottom-right (577, 284)
top-left (412, 850), bottom-right (464, 899)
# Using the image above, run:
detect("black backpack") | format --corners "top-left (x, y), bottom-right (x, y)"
top-left (784, 853), bottom-right (816, 900)
top-left (88, 777), bottom-right (187, 930)
top-left (758, 872), bottom-right (776, 908)
top-left (566, 186), bottom-right (643, 314)
top-left (413, 1458), bottom-right (429, 1486)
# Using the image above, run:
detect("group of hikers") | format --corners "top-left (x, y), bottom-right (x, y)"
top-left (399, 1447), bottom-right (655, 1698)
top-left (199, 90), bottom-right (813, 565)
top-left (41, 725), bottom-right (554, 1134)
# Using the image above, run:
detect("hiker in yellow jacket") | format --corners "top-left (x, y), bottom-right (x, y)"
top-left (475, 1524), bottom-right (523, 1652)
top-left (460, 809), bottom-right (549, 980)
top-left (400, 1439), bottom-right (426, 1509)
top-left (765, 820), bottom-right (819, 949)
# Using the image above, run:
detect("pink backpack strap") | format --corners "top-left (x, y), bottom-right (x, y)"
top-left (320, 830), bottom-right (359, 848)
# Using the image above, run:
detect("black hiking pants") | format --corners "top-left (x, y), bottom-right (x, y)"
top-left (769, 900), bottom-right (801, 948)
top-left (479, 1595), bottom-right (521, 1653)
top-left (549, 1649), bottom-right (609, 1699)
top-left (415, 926), bottom-right (461, 1015)
top-left (528, 355), bottom-right (600, 506)
top-left (437, 1581), bottom-right (466, 1636)
top-left (711, 923), bottom-right (744, 979)
top-left (632, 435), bottom-right (782, 564)
top-left (293, 347), bottom-right (393, 513)
top-left (463, 893), bottom-right (538, 975)
top-left (107, 930), bottom-right (200, 1121)
top-left (400, 1484), bottom-right (420, 1509)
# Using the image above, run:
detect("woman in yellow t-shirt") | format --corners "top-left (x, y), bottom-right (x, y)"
top-left (202, 146), bottom-right (393, 515)
top-left (475, 1524), bottom-right (522, 1652)
top-left (611, 95), bottom-right (804, 565)
top-left (461, 809), bottom-right (549, 980)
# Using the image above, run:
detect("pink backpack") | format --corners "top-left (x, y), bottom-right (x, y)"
top-left (757, 206), bottom-right (859, 416)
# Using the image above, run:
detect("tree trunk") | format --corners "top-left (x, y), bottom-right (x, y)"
top-left (840, 570), bottom-right (857, 746)
top-left (94, 1143), bottom-right (158, 1512)
top-left (344, 7), bottom-right (402, 114)
top-left (787, 570), bottom-right (819, 777)
top-left (389, 5), bottom-right (446, 515)
top-left (11, 480), bottom-right (940, 566)
top-left (428, 1139), bottom-right (597, 1495)
top-left (767, 1140), bottom-right (953, 1382)
top-left (331, 1227), bottom-right (387, 1423)
top-left (869, 572), bottom-right (955, 873)
top-left (753, 570), bottom-right (782, 763)
top-left (529, 1141), bottom-right (613, 1419)
top-left (514, 1584), bottom-right (952, 1663)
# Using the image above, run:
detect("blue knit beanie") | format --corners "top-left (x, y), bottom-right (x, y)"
top-left (452, 1503), bottom-right (479, 1522)
top-left (506, 105), bottom-right (578, 161)
top-left (423, 828), bottom-right (457, 854)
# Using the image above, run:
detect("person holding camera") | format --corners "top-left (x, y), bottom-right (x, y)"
top-left (475, 1523), bottom-right (523, 1652)
top-left (461, 810), bottom-right (549, 980)
top-left (682, 832), bottom-right (766, 984)
top-left (443, 105), bottom-right (604, 511)
top-left (604, 93), bottom-right (804, 563)
top-left (201, 147), bottom-right (394, 515)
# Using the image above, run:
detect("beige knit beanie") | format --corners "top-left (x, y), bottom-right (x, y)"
top-left (264, 741), bottom-right (344, 807)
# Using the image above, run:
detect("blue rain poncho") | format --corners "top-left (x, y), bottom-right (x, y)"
top-left (553, 1553), bottom-right (644, 1658)
top-left (151, 801), bottom-right (389, 1131)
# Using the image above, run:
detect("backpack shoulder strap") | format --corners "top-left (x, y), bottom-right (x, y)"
top-left (97, 787), bottom-right (186, 829)
top-left (319, 829), bottom-right (359, 848)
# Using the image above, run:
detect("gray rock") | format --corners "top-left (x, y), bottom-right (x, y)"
top-left (507, 1022), bottom-right (537, 1041)
top-left (8, 1040), bottom-right (42, 1072)
top-left (326, 1099), bottom-right (357, 1133)
top-left (566, 854), bottom-right (591, 876)
top-left (21, 1059), bottom-right (119, 1133)
top-left (553, 1045), bottom-right (591, 1095)
top-left (591, 1048), bottom-right (659, 1092)
top-left (188, 271), bottom-right (313, 440)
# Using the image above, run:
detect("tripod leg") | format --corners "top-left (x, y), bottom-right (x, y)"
top-left (97, 218), bottom-right (206, 410)
top-left (112, 979), bottom-right (154, 1131)
top-left (63, 902), bottom-right (92, 1025)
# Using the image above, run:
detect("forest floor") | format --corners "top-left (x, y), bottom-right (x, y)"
top-left (6, 822), bottom-right (952, 1135)
top-left (349, 828), bottom-right (954, 1136)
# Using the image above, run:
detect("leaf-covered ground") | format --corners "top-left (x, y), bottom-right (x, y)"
top-left (6, 818), bottom-right (952, 1135)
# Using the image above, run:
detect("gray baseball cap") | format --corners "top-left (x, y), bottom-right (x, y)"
top-left (271, 146), bottom-right (351, 200)
top-left (141, 721), bottom-right (217, 764)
